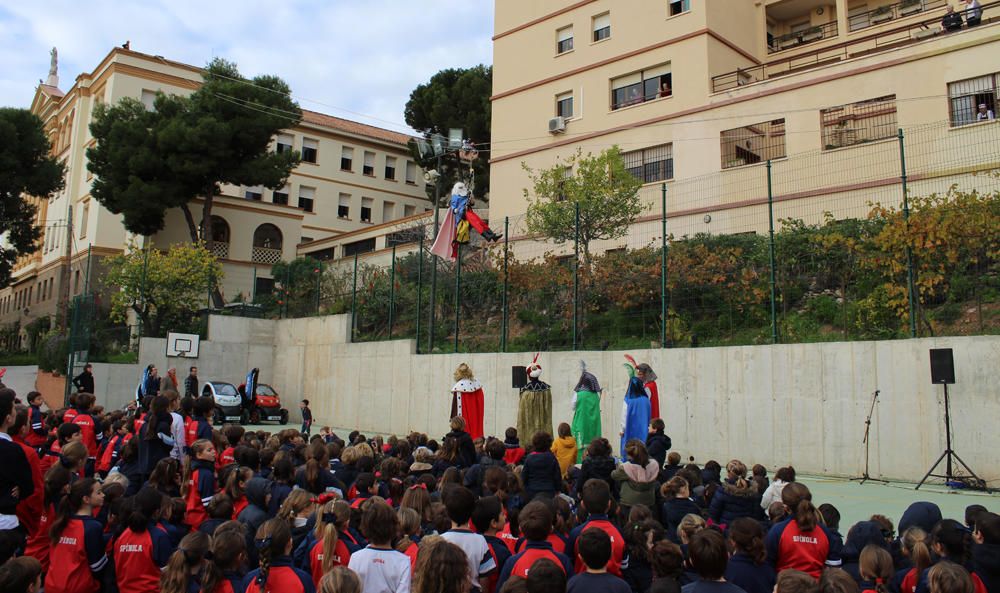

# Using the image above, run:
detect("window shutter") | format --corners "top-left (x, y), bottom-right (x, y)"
top-left (557, 26), bottom-right (573, 41)
top-left (593, 13), bottom-right (610, 31)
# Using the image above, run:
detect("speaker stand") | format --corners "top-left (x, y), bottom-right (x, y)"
top-left (916, 383), bottom-right (989, 491)
top-left (851, 390), bottom-right (889, 485)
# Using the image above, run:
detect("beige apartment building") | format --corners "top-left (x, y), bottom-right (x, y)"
top-left (490, 0), bottom-right (1000, 245)
top-left (0, 47), bottom-right (431, 344)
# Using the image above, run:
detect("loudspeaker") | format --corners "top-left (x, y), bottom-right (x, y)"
top-left (929, 348), bottom-right (955, 385)
top-left (512, 366), bottom-right (527, 389)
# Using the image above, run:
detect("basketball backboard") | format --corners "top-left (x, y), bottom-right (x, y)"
top-left (166, 332), bottom-right (200, 358)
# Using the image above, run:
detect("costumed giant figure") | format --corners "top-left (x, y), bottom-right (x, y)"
top-left (517, 353), bottom-right (552, 442)
top-left (620, 354), bottom-right (652, 461)
top-left (571, 360), bottom-right (602, 463)
top-left (430, 182), bottom-right (502, 260)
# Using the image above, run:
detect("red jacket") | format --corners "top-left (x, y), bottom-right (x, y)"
top-left (184, 459), bottom-right (216, 529)
top-left (113, 525), bottom-right (173, 593)
top-left (44, 515), bottom-right (107, 593)
top-left (72, 412), bottom-right (101, 459)
top-left (13, 437), bottom-right (44, 537)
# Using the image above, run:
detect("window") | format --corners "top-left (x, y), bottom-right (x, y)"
top-left (311, 247), bottom-right (336, 261)
top-left (385, 156), bottom-right (397, 180)
top-left (341, 146), bottom-right (354, 171)
top-left (848, 5), bottom-right (871, 31)
top-left (298, 186), bottom-right (315, 212)
top-left (593, 13), bottom-right (611, 42)
top-left (386, 226), bottom-right (426, 247)
top-left (361, 197), bottom-right (373, 223)
top-left (556, 92), bottom-right (574, 118)
top-left (611, 64), bottom-right (672, 110)
top-left (949, 74), bottom-right (999, 127)
top-left (343, 238), bottom-right (376, 257)
top-left (272, 185), bottom-right (289, 205)
top-left (140, 89), bottom-right (157, 111)
top-left (405, 161), bottom-right (417, 184)
top-left (276, 134), bottom-right (293, 154)
top-left (557, 26), bottom-right (574, 53)
top-left (820, 95), bottom-right (897, 150)
top-left (404, 204), bottom-right (416, 217)
top-left (669, 0), bottom-right (690, 16)
top-left (253, 224), bottom-right (283, 249)
top-left (301, 138), bottom-right (318, 163)
top-left (245, 186), bottom-right (264, 201)
top-left (363, 151), bottom-right (375, 176)
top-left (79, 202), bottom-right (89, 239)
top-left (382, 201), bottom-right (395, 222)
top-left (624, 144), bottom-right (674, 183)
top-left (721, 119), bottom-right (786, 169)
top-left (338, 193), bottom-right (351, 218)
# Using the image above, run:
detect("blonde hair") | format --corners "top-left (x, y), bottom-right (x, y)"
top-left (341, 446), bottom-right (359, 465)
top-left (453, 363), bottom-right (474, 382)
top-left (450, 416), bottom-right (466, 432)
top-left (319, 566), bottom-right (362, 593)
top-left (928, 562), bottom-right (975, 593)
top-left (315, 500), bottom-right (351, 575)
top-left (678, 513), bottom-right (706, 544)
top-left (277, 489), bottom-right (315, 524)
top-left (727, 460), bottom-right (749, 489)
top-left (61, 441), bottom-right (88, 469)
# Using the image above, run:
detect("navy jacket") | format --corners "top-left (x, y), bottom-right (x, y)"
top-left (446, 430), bottom-right (477, 468)
top-left (576, 454), bottom-right (617, 494)
top-left (708, 480), bottom-right (762, 525)
top-left (645, 431), bottom-right (671, 469)
top-left (663, 497), bottom-right (702, 543)
top-left (724, 552), bottom-right (776, 593)
top-left (521, 451), bottom-right (562, 499)
top-left (974, 543), bottom-right (1000, 593)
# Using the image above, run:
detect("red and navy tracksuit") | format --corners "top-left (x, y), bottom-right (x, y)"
top-left (186, 416), bottom-right (213, 452)
top-left (44, 515), bottom-right (108, 593)
top-left (568, 514), bottom-right (628, 576)
top-left (26, 404), bottom-right (48, 448)
top-left (71, 411), bottom-right (103, 474)
top-left (185, 459), bottom-right (216, 529)
top-left (308, 535), bottom-right (353, 588)
top-left (765, 517), bottom-right (842, 578)
top-left (97, 432), bottom-right (132, 475)
top-left (241, 556), bottom-right (316, 593)
top-left (113, 523), bottom-right (173, 593)
top-left (495, 540), bottom-right (573, 592)
top-left (483, 534), bottom-right (513, 593)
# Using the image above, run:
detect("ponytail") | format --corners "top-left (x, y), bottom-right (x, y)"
top-left (317, 500), bottom-right (351, 574)
top-left (160, 531), bottom-right (210, 593)
top-left (181, 439), bottom-right (213, 498)
top-left (859, 544), bottom-right (894, 593)
top-left (277, 489), bottom-right (314, 524)
top-left (932, 519), bottom-right (975, 567)
top-left (43, 464), bottom-right (73, 509)
top-left (661, 476), bottom-right (689, 499)
top-left (127, 487), bottom-right (165, 534)
top-left (305, 441), bottom-right (328, 493)
top-left (902, 527), bottom-right (932, 577)
top-left (728, 517), bottom-right (767, 565)
top-left (782, 482), bottom-right (817, 531)
top-left (50, 478), bottom-right (98, 543)
top-left (201, 527), bottom-right (245, 593)
top-left (255, 518), bottom-right (292, 592)
top-left (727, 460), bottom-right (749, 490)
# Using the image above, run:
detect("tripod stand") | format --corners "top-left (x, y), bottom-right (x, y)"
top-left (916, 382), bottom-right (988, 491)
top-left (852, 390), bottom-right (888, 485)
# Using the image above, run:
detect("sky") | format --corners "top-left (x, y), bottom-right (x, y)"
top-left (0, 0), bottom-right (494, 134)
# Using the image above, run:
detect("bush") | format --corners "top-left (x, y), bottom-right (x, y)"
top-left (36, 330), bottom-right (69, 373)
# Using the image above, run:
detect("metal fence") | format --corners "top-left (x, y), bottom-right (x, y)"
top-left (231, 120), bottom-right (1000, 352)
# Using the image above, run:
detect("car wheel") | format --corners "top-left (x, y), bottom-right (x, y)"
top-left (240, 409), bottom-right (250, 426)
top-left (279, 409), bottom-right (289, 425)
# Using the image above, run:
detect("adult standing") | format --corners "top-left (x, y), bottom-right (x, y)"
top-left (966, 0), bottom-right (983, 26)
top-left (72, 363), bottom-right (95, 394)
top-left (620, 356), bottom-right (652, 461)
top-left (184, 366), bottom-right (199, 398)
top-left (517, 353), bottom-right (552, 443)
top-left (0, 388), bottom-right (33, 564)
top-left (571, 360), bottom-right (603, 463)
top-left (161, 367), bottom-right (179, 393)
top-left (634, 361), bottom-right (660, 420)
top-left (136, 365), bottom-right (160, 403)
top-left (451, 363), bottom-right (485, 440)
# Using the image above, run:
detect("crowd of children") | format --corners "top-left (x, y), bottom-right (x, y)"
top-left (0, 381), bottom-right (995, 593)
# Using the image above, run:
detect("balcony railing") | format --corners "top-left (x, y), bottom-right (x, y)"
top-left (849, 0), bottom-right (948, 33)
top-left (251, 246), bottom-right (282, 264)
top-left (769, 21), bottom-right (839, 53)
top-left (206, 241), bottom-right (229, 259)
top-left (713, 1), bottom-right (998, 93)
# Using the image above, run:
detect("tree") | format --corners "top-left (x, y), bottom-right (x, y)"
top-left (404, 65), bottom-right (491, 200)
top-left (0, 108), bottom-right (66, 287)
top-left (522, 147), bottom-right (644, 267)
top-left (88, 58), bottom-right (301, 245)
top-left (103, 241), bottom-right (223, 337)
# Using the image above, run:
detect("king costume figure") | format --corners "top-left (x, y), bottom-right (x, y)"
top-left (517, 353), bottom-right (552, 442)
top-left (620, 354), bottom-right (652, 461)
top-left (571, 360), bottom-right (602, 463)
top-left (451, 363), bottom-right (486, 440)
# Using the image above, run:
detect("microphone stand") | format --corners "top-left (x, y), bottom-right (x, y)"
top-left (851, 390), bottom-right (889, 485)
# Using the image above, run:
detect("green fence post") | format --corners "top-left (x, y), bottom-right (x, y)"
top-left (766, 160), bottom-right (778, 344)
top-left (573, 202), bottom-right (580, 351)
top-left (284, 266), bottom-right (291, 319)
top-left (388, 245), bottom-right (396, 338)
top-left (454, 243), bottom-right (462, 353)
top-left (660, 183), bottom-right (668, 348)
top-left (898, 128), bottom-right (917, 338)
top-left (416, 237), bottom-right (423, 353)
top-left (350, 253), bottom-right (359, 343)
top-left (314, 267), bottom-right (321, 315)
top-left (501, 216), bottom-right (509, 353)
top-left (138, 242), bottom-right (149, 342)
top-left (250, 266), bottom-right (257, 303)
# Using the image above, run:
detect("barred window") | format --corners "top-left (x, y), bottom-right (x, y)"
top-left (624, 144), bottom-right (674, 183)
top-left (611, 63), bottom-right (671, 110)
top-left (721, 119), bottom-right (786, 169)
top-left (820, 95), bottom-right (897, 150)
top-left (948, 74), bottom-right (999, 127)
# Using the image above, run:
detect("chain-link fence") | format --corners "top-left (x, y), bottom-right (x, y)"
top-left (223, 120), bottom-right (1000, 352)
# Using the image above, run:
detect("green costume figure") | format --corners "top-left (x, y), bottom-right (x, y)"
top-left (571, 360), bottom-right (603, 463)
top-left (517, 353), bottom-right (552, 442)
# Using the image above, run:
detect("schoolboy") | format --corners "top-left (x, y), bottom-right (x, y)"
top-left (568, 478), bottom-right (627, 576)
top-left (441, 485), bottom-right (496, 593)
top-left (567, 529), bottom-right (632, 593)
top-left (496, 500), bottom-right (573, 592)
top-left (472, 495), bottom-right (513, 593)
top-left (681, 529), bottom-right (747, 593)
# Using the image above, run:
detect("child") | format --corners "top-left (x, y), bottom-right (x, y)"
top-left (896, 528), bottom-right (932, 593)
top-left (440, 485), bottom-right (497, 592)
top-left (113, 486), bottom-right (172, 592)
top-left (663, 452), bottom-right (683, 480)
top-left (916, 520), bottom-right (988, 593)
top-left (765, 483), bottom-right (840, 578)
top-left (44, 478), bottom-right (108, 593)
top-left (521, 431), bottom-right (562, 500)
top-left (928, 562), bottom-right (976, 593)
top-left (301, 400), bottom-right (313, 437)
top-left (413, 540), bottom-right (475, 593)
top-left (225, 466), bottom-right (253, 519)
top-left (201, 524), bottom-right (247, 593)
top-left (304, 499), bottom-right (354, 588)
top-left (612, 439), bottom-right (660, 512)
top-left (568, 479), bottom-right (626, 576)
top-left (278, 489), bottom-right (318, 552)
top-left (473, 496), bottom-right (513, 593)
top-left (650, 541), bottom-right (685, 593)
top-left (526, 559), bottom-right (566, 593)
top-left (859, 545), bottom-right (895, 593)
top-left (496, 501), bottom-right (573, 591)
top-left (199, 494), bottom-right (235, 536)
top-left (775, 570), bottom-right (820, 593)
top-left (551, 423), bottom-right (578, 478)
top-left (217, 425), bottom-right (245, 470)
top-left (0, 556), bottom-right (42, 593)
top-left (97, 420), bottom-right (132, 477)
top-left (185, 396), bottom-right (214, 450)
top-left (242, 519), bottom-right (314, 593)
top-left (70, 393), bottom-right (102, 475)
top-left (446, 417), bottom-right (477, 469)
top-left (567, 529), bottom-right (632, 593)
top-left (320, 567), bottom-right (362, 593)
top-left (683, 529), bottom-right (744, 593)
top-left (724, 518), bottom-right (776, 593)
top-left (25, 391), bottom-right (48, 448)
top-left (397, 507), bottom-right (423, 572)
top-left (503, 428), bottom-right (526, 465)
top-left (348, 501), bottom-right (411, 593)
top-left (662, 476), bottom-right (701, 544)
top-left (972, 512), bottom-right (1000, 593)
top-left (161, 531), bottom-right (211, 593)
top-left (183, 438), bottom-right (217, 529)
top-left (646, 419), bottom-right (671, 469)
top-left (707, 459), bottom-right (759, 526)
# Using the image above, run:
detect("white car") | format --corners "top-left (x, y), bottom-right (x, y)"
top-left (201, 381), bottom-right (248, 425)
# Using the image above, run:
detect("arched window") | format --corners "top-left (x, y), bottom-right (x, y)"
top-left (253, 224), bottom-right (283, 250)
top-left (211, 216), bottom-right (231, 243)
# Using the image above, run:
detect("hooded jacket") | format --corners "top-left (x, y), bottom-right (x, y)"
top-left (899, 502), bottom-right (943, 534)
top-left (612, 460), bottom-right (660, 507)
top-left (708, 478), bottom-right (762, 525)
top-left (973, 543), bottom-right (1000, 593)
top-left (576, 454), bottom-right (617, 495)
top-left (841, 521), bottom-right (890, 586)
top-left (645, 431), bottom-right (671, 469)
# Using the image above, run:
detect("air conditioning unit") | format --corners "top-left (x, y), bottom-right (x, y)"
top-left (548, 116), bottom-right (566, 134)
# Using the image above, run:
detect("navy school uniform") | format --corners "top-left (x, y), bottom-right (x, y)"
top-left (496, 540), bottom-right (574, 593)
top-left (568, 571), bottom-right (634, 593)
top-left (44, 515), bottom-right (108, 593)
top-left (114, 523), bottom-right (173, 593)
top-left (724, 552), bottom-right (776, 593)
top-left (241, 556), bottom-right (316, 593)
top-left (765, 517), bottom-right (842, 579)
top-left (663, 497), bottom-right (702, 543)
top-left (485, 534), bottom-right (513, 582)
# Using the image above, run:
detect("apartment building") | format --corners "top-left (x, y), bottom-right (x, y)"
top-left (0, 47), bottom-right (430, 341)
top-left (490, 0), bottom-right (1000, 243)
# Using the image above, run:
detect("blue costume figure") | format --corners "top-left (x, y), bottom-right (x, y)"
top-left (430, 182), bottom-right (502, 260)
top-left (620, 355), bottom-right (652, 461)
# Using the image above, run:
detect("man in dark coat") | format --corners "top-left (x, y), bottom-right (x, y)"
top-left (72, 364), bottom-right (95, 394)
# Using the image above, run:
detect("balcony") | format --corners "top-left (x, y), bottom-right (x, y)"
top-left (848, 0), bottom-right (948, 33)
top-left (770, 21), bottom-right (840, 52)
top-left (206, 241), bottom-right (229, 259)
top-left (713, 1), bottom-right (998, 92)
top-left (251, 246), bottom-right (282, 264)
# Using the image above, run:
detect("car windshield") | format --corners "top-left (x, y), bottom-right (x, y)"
top-left (213, 383), bottom-right (239, 396)
top-left (256, 384), bottom-right (276, 396)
